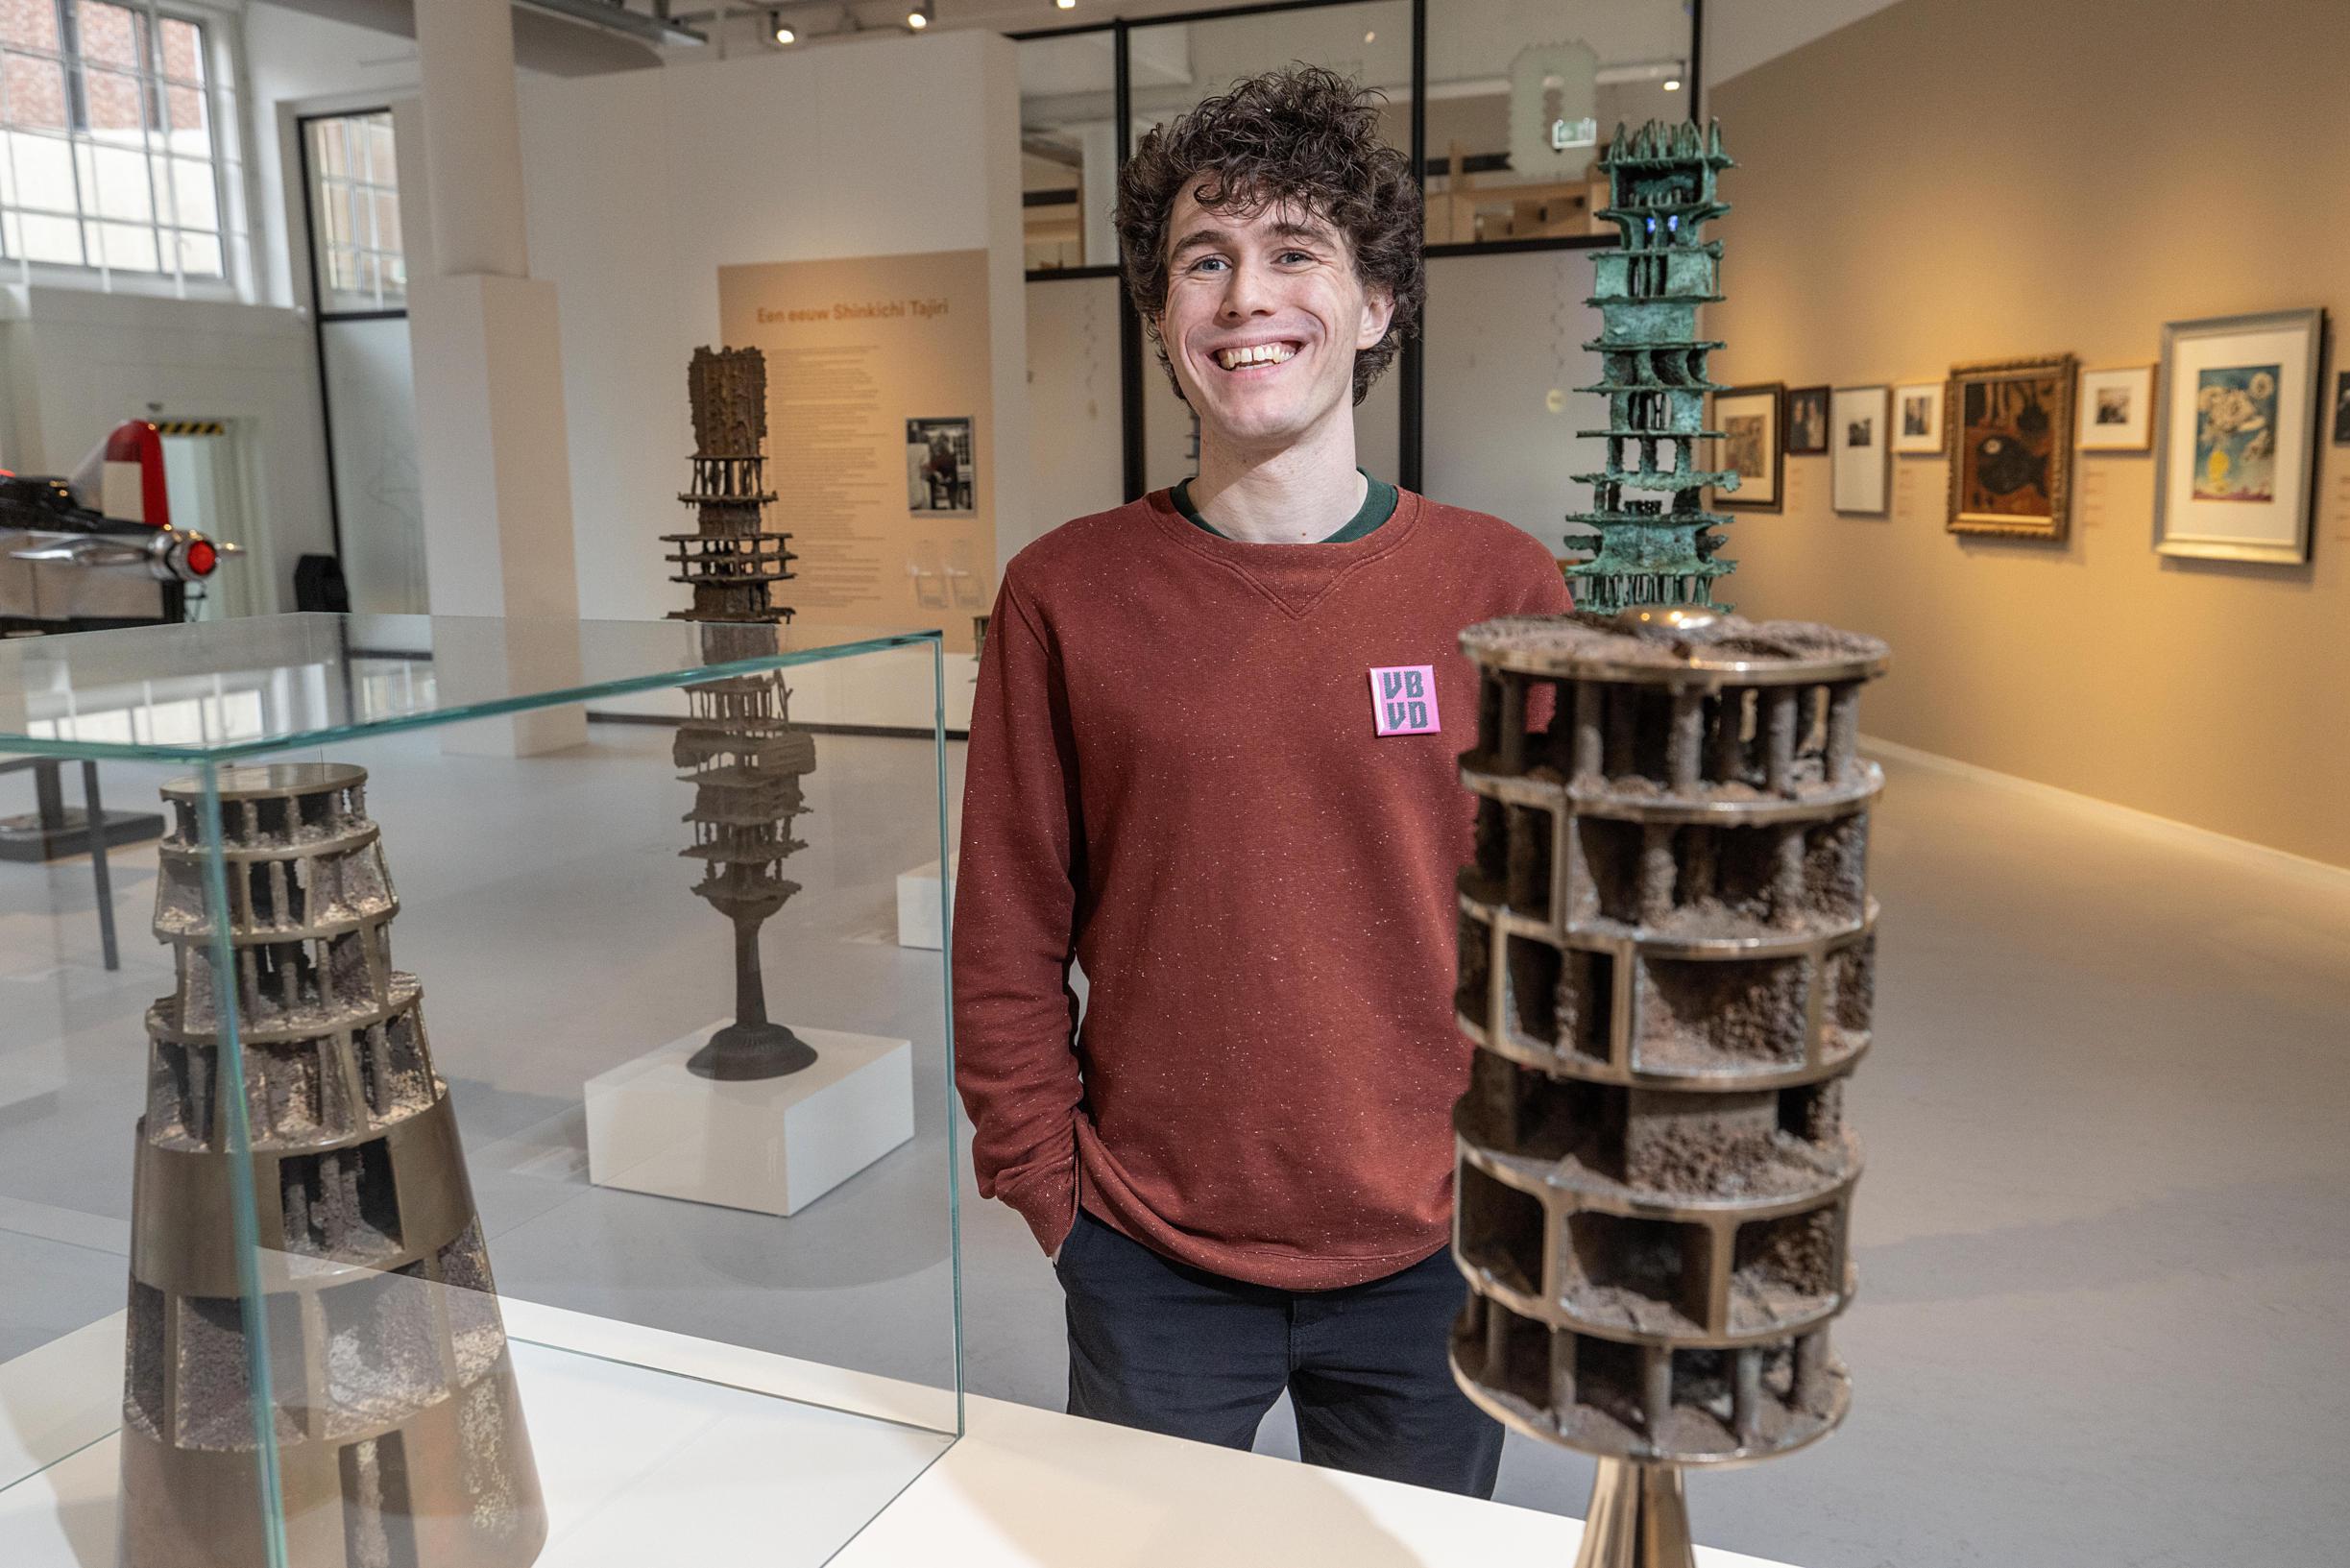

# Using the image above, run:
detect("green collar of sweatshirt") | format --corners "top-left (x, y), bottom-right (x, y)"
top-left (1172, 470), bottom-right (1398, 543)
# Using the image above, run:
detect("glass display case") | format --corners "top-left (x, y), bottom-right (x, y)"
top-left (0, 614), bottom-right (960, 1568)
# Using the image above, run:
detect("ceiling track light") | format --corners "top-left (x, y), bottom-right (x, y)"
top-left (907, 2), bottom-right (931, 29)
top-left (769, 8), bottom-right (795, 42)
top-left (1056, 0), bottom-right (1077, 10)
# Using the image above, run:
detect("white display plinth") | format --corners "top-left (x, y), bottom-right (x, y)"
top-left (0, 1306), bottom-right (1803, 1568)
top-left (896, 853), bottom-right (958, 950)
top-left (584, 1023), bottom-right (913, 1217)
top-left (0, 1318), bottom-right (948, 1568)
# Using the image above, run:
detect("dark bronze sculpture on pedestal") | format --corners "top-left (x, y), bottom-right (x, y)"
top-left (1563, 119), bottom-right (1739, 615)
top-left (1451, 606), bottom-right (1888, 1568)
top-left (122, 763), bottom-right (545, 1568)
top-left (666, 347), bottom-right (818, 1081)
top-left (1450, 113), bottom-right (1896, 1568)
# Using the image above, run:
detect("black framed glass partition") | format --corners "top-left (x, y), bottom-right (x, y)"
top-left (1014, 0), bottom-right (1702, 509)
top-left (1422, 0), bottom-right (1695, 252)
top-left (1018, 28), bottom-right (1118, 271)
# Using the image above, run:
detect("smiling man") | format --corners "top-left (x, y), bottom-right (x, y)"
top-left (954, 68), bottom-right (1569, 1493)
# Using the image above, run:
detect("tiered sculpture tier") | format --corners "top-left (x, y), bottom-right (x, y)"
top-left (665, 346), bottom-right (796, 625)
top-left (677, 621), bottom-right (819, 1079)
top-left (665, 345), bottom-right (819, 1081)
top-left (1564, 119), bottom-right (1739, 615)
top-left (1449, 607), bottom-right (1889, 1568)
top-left (123, 762), bottom-right (545, 1568)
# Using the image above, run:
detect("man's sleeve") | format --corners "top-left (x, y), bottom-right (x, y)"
top-left (1528, 543), bottom-right (1575, 615)
top-left (952, 573), bottom-right (1087, 1255)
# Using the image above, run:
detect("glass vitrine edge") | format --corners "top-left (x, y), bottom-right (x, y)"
top-left (194, 762), bottom-right (294, 1568)
top-left (818, 1435), bottom-right (962, 1567)
top-left (0, 630), bottom-right (945, 764)
top-left (932, 637), bottom-right (967, 1441)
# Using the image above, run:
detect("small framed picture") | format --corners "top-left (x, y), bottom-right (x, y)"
top-left (2154, 308), bottom-right (2324, 565)
top-left (1947, 355), bottom-right (2078, 540)
top-left (2078, 365), bottom-right (2156, 451)
top-left (1784, 385), bottom-right (1829, 454)
top-left (1892, 382), bottom-right (1944, 455)
top-left (1712, 383), bottom-right (1782, 511)
top-left (1830, 385), bottom-right (1889, 515)
top-left (906, 416), bottom-right (977, 514)
top-left (2332, 369), bottom-right (2350, 446)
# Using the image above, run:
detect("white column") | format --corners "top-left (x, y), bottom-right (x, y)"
top-left (1078, 121), bottom-right (1118, 266)
top-left (413, 0), bottom-right (530, 279)
top-left (406, 0), bottom-right (587, 756)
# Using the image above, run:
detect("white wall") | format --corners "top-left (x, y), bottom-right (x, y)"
top-left (519, 29), bottom-right (1028, 728)
top-left (0, 284), bottom-right (332, 610)
top-left (1421, 248), bottom-right (1605, 553)
top-left (1701, 0), bottom-right (1906, 92)
top-left (1023, 276), bottom-right (1125, 528)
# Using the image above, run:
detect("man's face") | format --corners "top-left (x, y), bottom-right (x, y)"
top-left (1156, 182), bottom-right (1394, 454)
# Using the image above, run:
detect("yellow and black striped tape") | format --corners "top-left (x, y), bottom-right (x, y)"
top-left (150, 420), bottom-right (226, 435)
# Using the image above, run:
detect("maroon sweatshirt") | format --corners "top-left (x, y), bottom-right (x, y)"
top-left (953, 488), bottom-right (1571, 1290)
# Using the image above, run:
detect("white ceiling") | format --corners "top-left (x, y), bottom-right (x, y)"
top-left (261, 0), bottom-right (1913, 96)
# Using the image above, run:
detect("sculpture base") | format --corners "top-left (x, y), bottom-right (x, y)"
top-left (1573, 1459), bottom-right (1696, 1568)
top-left (687, 1019), bottom-right (818, 1080)
top-left (117, 1352), bottom-right (545, 1568)
top-left (586, 1023), bottom-right (913, 1217)
top-left (894, 855), bottom-right (958, 950)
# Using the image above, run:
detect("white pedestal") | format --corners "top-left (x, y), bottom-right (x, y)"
top-left (0, 1305), bottom-right (1803, 1568)
top-left (584, 1023), bottom-right (913, 1217)
top-left (896, 854), bottom-right (958, 950)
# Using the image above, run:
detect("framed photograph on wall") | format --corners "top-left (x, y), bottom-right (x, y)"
top-left (1946, 354), bottom-right (2078, 540)
top-left (1712, 383), bottom-right (1782, 511)
top-left (2153, 310), bottom-right (2323, 564)
top-left (2329, 369), bottom-right (2350, 446)
top-left (1784, 385), bottom-right (1829, 454)
top-left (1829, 385), bottom-right (1889, 514)
top-left (2078, 364), bottom-right (2156, 451)
top-left (906, 416), bottom-right (977, 514)
top-left (1892, 381), bottom-right (1944, 455)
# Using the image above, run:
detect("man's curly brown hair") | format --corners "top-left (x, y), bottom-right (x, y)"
top-left (1115, 66), bottom-right (1422, 408)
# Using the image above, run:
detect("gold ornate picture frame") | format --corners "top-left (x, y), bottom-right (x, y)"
top-left (1946, 354), bottom-right (2079, 540)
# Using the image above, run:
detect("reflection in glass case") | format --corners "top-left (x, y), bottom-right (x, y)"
top-left (0, 614), bottom-right (958, 1568)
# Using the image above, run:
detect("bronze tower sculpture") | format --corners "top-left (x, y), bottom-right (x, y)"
top-left (1451, 608), bottom-right (1888, 1567)
top-left (1563, 119), bottom-right (1738, 615)
top-left (666, 346), bottom-right (819, 1080)
top-left (1451, 113), bottom-right (1892, 1568)
top-left (122, 763), bottom-right (545, 1568)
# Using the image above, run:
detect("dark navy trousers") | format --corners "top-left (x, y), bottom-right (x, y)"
top-left (1056, 1209), bottom-right (1503, 1497)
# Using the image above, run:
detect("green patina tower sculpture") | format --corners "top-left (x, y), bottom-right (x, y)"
top-left (1564, 119), bottom-right (1737, 614)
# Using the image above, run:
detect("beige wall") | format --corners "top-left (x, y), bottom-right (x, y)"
top-left (1709, 0), bottom-right (2350, 868)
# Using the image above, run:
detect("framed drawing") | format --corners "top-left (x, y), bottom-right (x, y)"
top-left (1947, 354), bottom-right (2078, 540)
top-left (1829, 385), bottom-right (1889, 514)
top-left (1712, 383), bottom-right (1782, 511)
top-left (2154, 309), bottom-right (2323, 564)
top-left (1784, 385), bottom-right (1829, 454)
top-left (1892, 381), bottom-right (1944, 455)
top-left (2078, 364), bottom-right (2155, 451)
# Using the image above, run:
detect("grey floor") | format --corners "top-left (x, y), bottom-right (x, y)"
top-left (3, 729), bottom-right (2346, 1567)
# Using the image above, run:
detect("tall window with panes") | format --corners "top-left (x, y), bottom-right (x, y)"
top-left (306, 109), bottom-right (402, 313)
top-left (0, 0), bottom-right (226, 278)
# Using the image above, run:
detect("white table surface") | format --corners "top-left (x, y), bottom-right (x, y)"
top-left (0, 1303), bottom-right (1794, 1567)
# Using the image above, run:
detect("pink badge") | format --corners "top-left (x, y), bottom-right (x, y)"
top-left (1369, 664), bottom-right (1441, 736)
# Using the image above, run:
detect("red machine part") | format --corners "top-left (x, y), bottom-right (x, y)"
top-left (66, 421), bottom-right (171, 528)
